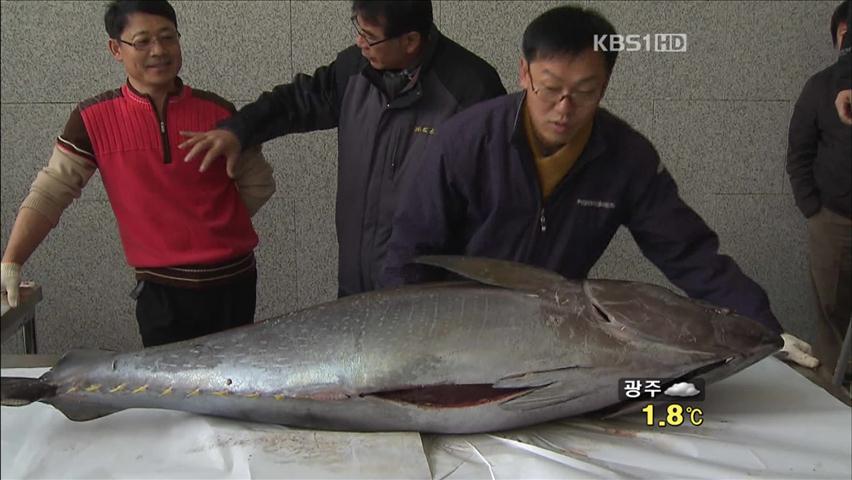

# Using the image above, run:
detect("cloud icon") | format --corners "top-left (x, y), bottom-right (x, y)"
top-left (664, 382), bottom-right (700, 397)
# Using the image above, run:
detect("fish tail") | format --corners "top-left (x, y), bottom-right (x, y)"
top-left (1, 377), bottom-right (57, 406)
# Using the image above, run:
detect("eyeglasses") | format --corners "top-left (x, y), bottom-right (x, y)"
top-left (118, 31), bottom-right (181, 52)
top-left (528, 67), bottom-right (600, 107)
top-left (350, 15), bottom-right (397, 47)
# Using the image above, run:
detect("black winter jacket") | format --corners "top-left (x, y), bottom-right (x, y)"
top-left (221, 25), bottom-right (506, 295)
top-left (385, 92), bottom-right (782, 333)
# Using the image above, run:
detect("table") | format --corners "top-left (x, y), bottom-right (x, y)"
top-left (1, 284), bottom-right (43, 354)
top-left (1, 357), bottom-right (850, 479)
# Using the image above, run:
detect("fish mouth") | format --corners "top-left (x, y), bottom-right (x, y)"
top-left (365, 384), bottom-right (533, 408)
top-left (667, 356), bottom-right (732, 386)
top-left (595, 352), bottom-right (767, 419)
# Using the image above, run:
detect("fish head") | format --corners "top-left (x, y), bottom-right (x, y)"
top-left (583, 279), bottom-right (782, 381)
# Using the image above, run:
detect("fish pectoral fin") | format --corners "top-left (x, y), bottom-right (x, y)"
top-left (495, 366), bottom-right (597, 411)
top-left (498, 384), bottom-right (596, 411)
top-left (413, 256), bottom-right (570, 294)
top-left (493, 365), bottom-right (586, 388)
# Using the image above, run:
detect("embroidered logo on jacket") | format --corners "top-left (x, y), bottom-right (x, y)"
top-left (413, 126), bottom-right (435, 135)
top-left (577, 199), bottom-right (616, 209)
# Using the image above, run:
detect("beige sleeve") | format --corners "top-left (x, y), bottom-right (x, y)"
top-left (20, 145), bottom-right (97, 227)
top-left (232, 145), bottom-right (276, 217)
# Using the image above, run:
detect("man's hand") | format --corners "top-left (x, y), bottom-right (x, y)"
top-left (1, 262), bottom-right (21, 307)
top-left (179, 129), bottom-right (242, 178)
top-left (835, 89), bottom-right (852, 126)
top-left (775, 332), bottom-right (819, 369)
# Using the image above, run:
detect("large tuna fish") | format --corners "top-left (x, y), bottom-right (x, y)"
top-left (1, 256), bottom-right (781, 433)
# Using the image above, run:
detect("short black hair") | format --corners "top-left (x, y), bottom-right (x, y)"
top-left (522, 6), bottom-right (618, 76)
top-left (352, 0), bottom-right (432, 40)
top-left (831, 0), bottom-right (849, 47)
top-left (104, 0), bottom-right (178, 39)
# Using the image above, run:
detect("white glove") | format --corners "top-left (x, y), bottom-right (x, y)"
top-left (775, 333), bottom-right (819, 369)
top-left (1, 262), bottom-right (21, 308)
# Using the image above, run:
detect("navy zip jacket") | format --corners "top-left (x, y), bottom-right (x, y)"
top-left (219, 25), bottom-right (505, 296)
top-left (383, 92), bottom-right (782, 333)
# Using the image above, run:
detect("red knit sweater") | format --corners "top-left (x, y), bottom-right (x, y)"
top-left (57, 80), bottom-right (258, 268)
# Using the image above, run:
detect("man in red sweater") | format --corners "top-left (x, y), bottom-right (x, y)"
top-left (0, 0), bottom-right (275, 347)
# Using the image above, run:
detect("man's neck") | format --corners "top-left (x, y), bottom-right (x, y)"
top-left (524, 105), bottom-right (594, 158)
top-left (401, 44), bottom-right (425, 72)
top-left (128, 79), bottom-right (178, 115)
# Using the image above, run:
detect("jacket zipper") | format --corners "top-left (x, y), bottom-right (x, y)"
top-left (159, 102), bottom-right (171, 164)
top-left (360, 101), bottom-right (393, 290)
top-left (144, 94), bottom-right (172, 164)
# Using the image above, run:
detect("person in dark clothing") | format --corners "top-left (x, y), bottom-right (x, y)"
top-left (384, 5), bottom-right (818, 367)
top-left (787, 0), bottom-right (852, 381)
top-left (178, 1), bottom-right (506, 297)
top-left (834, 0), bottom-right (851, 124)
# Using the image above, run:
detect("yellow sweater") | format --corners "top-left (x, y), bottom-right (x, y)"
top-left (523, 105), bottom-right (593, 199)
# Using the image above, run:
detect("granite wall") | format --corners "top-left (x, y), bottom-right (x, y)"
top-left (0, 1), bottom-right (839, 352)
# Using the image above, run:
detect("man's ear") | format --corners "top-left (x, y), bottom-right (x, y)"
top-left (108, 39), bottom-right (122, 61)
top-left (403, 31), bottom-right (422, 54)
top-left (518, 57), bottom-right (530, 89)
top-left (600, 76), bottom-right (610, 98)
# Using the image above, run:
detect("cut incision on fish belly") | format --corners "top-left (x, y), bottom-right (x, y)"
top-left (367, 384), bottom-right (533, 407)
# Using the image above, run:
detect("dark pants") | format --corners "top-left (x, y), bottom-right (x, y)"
top-left (807, 207), bottom-right (852, 381)
top-left (133, 271), bottom-right (257, 347)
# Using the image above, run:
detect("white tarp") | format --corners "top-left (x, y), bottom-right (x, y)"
top-left (2, 358), bottom-right (850, 479)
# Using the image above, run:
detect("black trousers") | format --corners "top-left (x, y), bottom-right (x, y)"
top-left (807, 208), bottom-right (852, 382)
top-left (133, 271), bottom-right (257, 347)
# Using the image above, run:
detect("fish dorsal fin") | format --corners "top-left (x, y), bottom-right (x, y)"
top-left (50, 349), bottom-right (115, 372)
top-left (414, 256), bottom-right (569, 293)
top-left (54, 349), bottom-right (117, 366)
top-left (41, 349), bottom-right (117, 386)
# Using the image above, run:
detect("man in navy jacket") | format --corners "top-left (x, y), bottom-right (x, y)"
top-left (383, 6), bottom-right (817, 367)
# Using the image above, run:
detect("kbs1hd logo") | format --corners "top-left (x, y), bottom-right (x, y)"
top-left (594, 34), bottom-right (688, 53)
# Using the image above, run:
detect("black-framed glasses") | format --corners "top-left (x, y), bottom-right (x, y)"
top-left (119, 31), bottom-right (181, 52)
top-left (350, 15), bottom-right (397, 47)
top-left (528, 66), bottom-right (600, 107)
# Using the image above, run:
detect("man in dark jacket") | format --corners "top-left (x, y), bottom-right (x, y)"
top-left (384, 5), bottom-right (817, 367)
top-left (834, 0), bottom-right (851, 124)
top-left (787, 0), bottom-right (851, 381)
top-left (179, 1), bottom-right (505, 296)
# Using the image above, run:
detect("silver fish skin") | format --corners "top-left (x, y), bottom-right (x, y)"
top-left (1, 256), bottom-right (782, 433)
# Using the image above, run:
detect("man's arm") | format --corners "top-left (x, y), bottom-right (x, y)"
top-left (181, 48), bottom-right (360, 173)
top-left (786, 78), bottom-right (821, 218)
top-left (231, 145), bottom-right (276, 217)
top-left (221, 62), bottom-right (345, 150)
top-left (382, 137), bottom-right (465, 288)
top-left (835, 5), bottom-right (851, 124)
top-left (2, 141), bottom-right (96, 306)
top-left (625, 159), bottom-right (782, 333)
top-left (837, 4), bottom-right (851, 93)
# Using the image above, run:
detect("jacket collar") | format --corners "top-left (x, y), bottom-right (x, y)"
top-left (414, 23), bottom-right (442, 74)
top-left (510, 90), bottom-right (606, 171)
top-left (361, 24), bottom-right (443, 104)
top-left (122, 77), bottom-right (189, 106)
